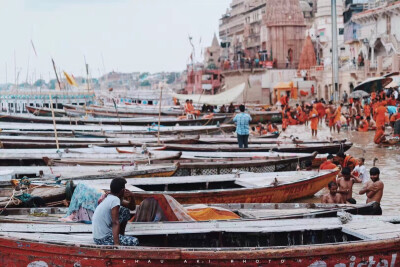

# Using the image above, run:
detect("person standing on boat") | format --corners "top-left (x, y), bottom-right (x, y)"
top-left (92, 178), bottom-right (138, 246)
top-left (322, 181), bottom-right (345, 204)
top-left (359, 167), bottom-right (384, 215)
top-left (233, 104), bottom-right (252, 148)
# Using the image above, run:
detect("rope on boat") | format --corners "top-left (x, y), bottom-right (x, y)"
top-left (0, 190), bottom-right (21, 215)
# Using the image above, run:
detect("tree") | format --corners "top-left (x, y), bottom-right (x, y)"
top-left (34, 79), bottom-right (46, 87)
top-left (140, 80), bottom-right (151, 87)
top-left (49, 79), bottom-right (57, 89)
top-left (139, 72), bottom-right (149, 80)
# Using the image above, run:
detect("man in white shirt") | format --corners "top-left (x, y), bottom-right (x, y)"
top-left (352, 158), bottom-right (369, 184)
top-left (92, 178), bottom-right (138, 246)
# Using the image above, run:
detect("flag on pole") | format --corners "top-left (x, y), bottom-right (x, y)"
top-left (63, 71), bottom-right (78, 87)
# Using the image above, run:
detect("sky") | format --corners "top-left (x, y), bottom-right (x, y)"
top-left (0, 0), bottom-right (231, 83)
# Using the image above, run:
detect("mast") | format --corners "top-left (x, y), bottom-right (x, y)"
top-left (331, 0), bottom-right (339, 102)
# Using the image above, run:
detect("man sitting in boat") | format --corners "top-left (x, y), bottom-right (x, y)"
top-left (322, 181), bottom-right (345, 204)
top-left (337, 167), bottom-right (362, 204)
top-left (319, 154), bottom-right (337, 170)
top-left (92, 178), bottom-right (138, 246)
top-left (359, 167), bottom-right (384, 215)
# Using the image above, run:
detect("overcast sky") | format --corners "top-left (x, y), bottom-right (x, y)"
top-left (0, 0), bottom-right (230, 83)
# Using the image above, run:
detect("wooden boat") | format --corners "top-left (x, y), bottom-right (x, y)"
top-left (64, 104), bottom-right (183, 117)
top-left (0, 112), bottom-right (228, 126)
top-left (0, 122), bottom-right (236, 136)
top-left (198, 137), bottom-right (347, 145)
top-left (0, 216), bottom-right (399, 266)
top-left (114, 152), bottom-right (318, 176)
top-left (0, 202), bottom-right (378, 223)
top-left (157, 142), bottom-right (353, 154)
top-left (130, 170), bottom-right (339, 204)
top-left (42, 152), bottom-right (182, 166)
top-left (26, 106), bottom-right (67, 117)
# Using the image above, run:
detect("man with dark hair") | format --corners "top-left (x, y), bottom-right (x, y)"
top-left (337, 167), bottom-right (362, 204)
top-left (337, 152), bottom-right (359, 171)
top-left (92, 178), bottom-right (138, 246)
top-left (303, 159), bottom-right (313, 171)
top-left (322, 181), bottom-right (345, 204)
top-left (319, 154), bottom-right (337, 170)
top-left (359, 167), bottom-right (384, 215)
top-left (233, 104), bottom-right (252, 148)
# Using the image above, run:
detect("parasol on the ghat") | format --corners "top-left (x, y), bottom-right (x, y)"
top-left (354, 76), bottom-right (393, 93)
top-left (349, 90), bottom-right (369, 99)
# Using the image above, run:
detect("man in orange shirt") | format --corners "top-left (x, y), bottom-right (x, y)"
top-left (363, 103), bottom-right (371, 118)
top-left (309, 105), bottom-right (319, 137)
top-left (374, 126), bottom-right (387, 144)
top-left (333, 103), bottom-right (343, 133)
top-left (315, 101), bottom-right (325, 125)
top-left (319, 154), bottom-right (337, 170)
top-left (358, 116), bottom-right (369, 132)
top-left (375, 105), bottom-right (387, 129)
top-left (337, 152), bottom-right (359, 171)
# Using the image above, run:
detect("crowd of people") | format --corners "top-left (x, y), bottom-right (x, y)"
top-left (277, 87), bottom-right (400, 144)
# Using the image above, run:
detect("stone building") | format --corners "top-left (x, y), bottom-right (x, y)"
top-left (204, 33), bottom-right (221, 69)
top-left (263, 0), bottom-right (307, 69)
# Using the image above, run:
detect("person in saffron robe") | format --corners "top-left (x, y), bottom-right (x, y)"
top-left (363, 103), bottom-right (371, 118)
top-left (319, 154), bottom-right (337, 170)
top-left (358, 116), bottom-right (369, 132)
top-left (374, 126), bottom-right (387, 145)
top-left (315, 100), bottom-right (325, 125)
top-left (309, 105), bottom-right (319, 137)
top-left (375, 105), bottom-right (387, 129)
top-left (333, 103), bottom-right (343, 133)
top-left (337, 152), bottom-right (359, 171)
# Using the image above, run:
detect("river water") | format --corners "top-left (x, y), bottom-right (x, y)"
top-left (280, 123), bottom-right (400, 215)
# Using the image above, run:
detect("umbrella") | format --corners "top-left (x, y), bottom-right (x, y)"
top-left (385, 76), bottom-right (400, 88)
top-left (354, 77), bottom-right (393, 93)
top-left (350, 90), bottom-right (369, 99)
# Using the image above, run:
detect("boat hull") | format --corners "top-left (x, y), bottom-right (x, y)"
top-left (0, 236), bottom-right (398, 266)
top-left (133, 170), bottom-right (338, 204)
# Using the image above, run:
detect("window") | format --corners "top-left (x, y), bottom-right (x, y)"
top-left (339, 28), bottom-right (344, 35)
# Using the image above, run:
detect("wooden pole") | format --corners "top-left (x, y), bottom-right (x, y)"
top-left (157, 84), bottom-right (163, 145)
top-left (49, 94), bottom-right (60, 150)
top-left (112, 98), bottom-right (123, 131)
top-left (51, 58), bottom-right (62, 91)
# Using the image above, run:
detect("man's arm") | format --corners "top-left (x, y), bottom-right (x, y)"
top-left (121, 189), bottom-right (136, 211)
top-left (321, 195), bottom-right (328, 203)
top-left (365, 183), bottom-right (382, 199)
top-left (111, 206), bottom-right (120, 246)
top-left (359, 181), bottom-right (371, 195)
top-left (351, 175), bottom-right (362, 183)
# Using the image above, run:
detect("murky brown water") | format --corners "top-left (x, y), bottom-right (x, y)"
top-left (281, 123), bottom-right (400, 215)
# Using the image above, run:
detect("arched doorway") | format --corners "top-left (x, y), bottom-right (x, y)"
top-left (349, 83), bottom-right (354, 93)
top-left (318, 85), bottom-right (322, 99)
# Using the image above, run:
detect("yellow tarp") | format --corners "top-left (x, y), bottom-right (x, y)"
top-left (187, 207), bottom-right (240, 221)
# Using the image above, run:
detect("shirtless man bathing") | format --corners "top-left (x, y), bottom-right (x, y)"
top-left (337, 167), bottom-right (362, 204)
top-left (359, 167), bottom-right (384, 215)
top-left (322, 181), bottom-right (345, 204)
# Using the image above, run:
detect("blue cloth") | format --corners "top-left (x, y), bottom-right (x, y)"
top-left (233, 112), bottom-right (252, 135)
top-left (66, 183), bottom-right (103, 216)
top-left (387, 106), bottom-right (397, 115)
top-left (94, 233), bottom-right (138, 246)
